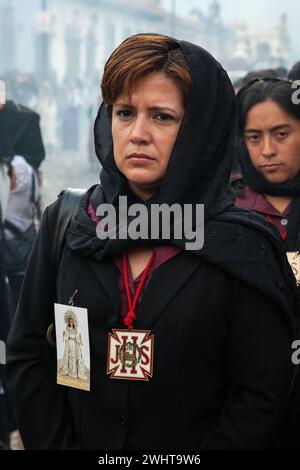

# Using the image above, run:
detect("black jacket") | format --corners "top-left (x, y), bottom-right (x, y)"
top-left (6, 194), bottom-right (296, 450)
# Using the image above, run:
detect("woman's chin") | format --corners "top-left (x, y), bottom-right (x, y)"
top-left (127, 177), bottom-right (162, 199)
top-left (126, 172), bottom-right (162, 187)
top-left (264, 175), bottom-right (289, 184)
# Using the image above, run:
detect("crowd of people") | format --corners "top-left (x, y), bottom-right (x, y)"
top-left (1, 33), bottom-right (300, 450)
top-left (0, 97), bottom-right (44, 449)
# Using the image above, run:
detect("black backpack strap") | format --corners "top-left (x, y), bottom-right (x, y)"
top-left (52, 188), bottom-right (86, 269)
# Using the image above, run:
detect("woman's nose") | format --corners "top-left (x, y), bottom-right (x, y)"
top-left (262, 136), bottom-right (276, 158)
top-left (130, 116), bottom-right (151, 144)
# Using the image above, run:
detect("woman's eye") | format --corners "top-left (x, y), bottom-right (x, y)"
top-left (245, 135), bottom-right (260, 143)
top-left (276, 132), bottom-right (288, 140)
top-left (154, 113), bottom-right (174, 122)
top-left (116, 110), bottom-right (132, 119)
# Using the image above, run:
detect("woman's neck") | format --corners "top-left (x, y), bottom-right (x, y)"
top-left (265, 194), bottom-right (293, 214)
top-left (129, 181), bottom-right (161, 201)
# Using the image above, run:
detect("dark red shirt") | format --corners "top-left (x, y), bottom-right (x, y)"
top-left (235, 186), bottom-right (291, 238)
top-left (87, 201), bottom-right (182, 319)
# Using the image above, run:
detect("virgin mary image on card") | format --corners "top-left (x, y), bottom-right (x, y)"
top-left (55, 305), bottom-right (90, 391)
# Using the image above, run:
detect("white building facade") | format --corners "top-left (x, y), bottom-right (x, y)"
top-left (0, 0), bottom-right (292, 82)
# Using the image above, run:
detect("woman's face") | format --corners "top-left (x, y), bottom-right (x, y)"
top-left (112, 71), bottom-right (185, 200)
top-left (244, 99), bottom-right (300, 184)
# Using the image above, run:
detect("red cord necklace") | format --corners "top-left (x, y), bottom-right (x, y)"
top-left (122, 252), bottom-right (154, 330)
top-left (106, 252), bottom-right (155, 381)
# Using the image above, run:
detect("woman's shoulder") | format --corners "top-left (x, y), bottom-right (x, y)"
top-left (44, 184), bottom-right (101, 223)
top-left (36, 185), bottom-right (101, 256)
top-left (204, 208), bottom-right (297, 330)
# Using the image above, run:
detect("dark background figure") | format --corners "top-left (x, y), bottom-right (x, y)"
top-left (0, 100), bottom-right (44, 316)
top-left (274, 66), bottom-right (288, 78)
top-left (0, 154), bottom-right (16, 449)
top-left (0, 100), bottom-right (45, 170)
top-left (231, 68), bottom-right (289, 182)
top-left (0, 99), bottom-right (41, 449)
top-left (4, 155), bottom-right (38, 315)
top-left (288, 61), bottom-right (300, 80)
top-left (62, 84), bottom-right (81, 151)
top-left (233, 77), bottom-right (300, 448)
top-left (0, 227), bottom-right (14, 450)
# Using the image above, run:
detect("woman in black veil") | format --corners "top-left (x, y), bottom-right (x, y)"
top-left (6, 34), bottom-right (298, 450)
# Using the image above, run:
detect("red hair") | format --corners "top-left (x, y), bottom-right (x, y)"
top-left (101, 34), bottom-right (191, 107)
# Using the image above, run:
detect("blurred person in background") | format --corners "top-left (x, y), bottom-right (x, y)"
top-left (231, 69), bottom-right (288, 183)
top-left (36, 82), bottom-right (58, 159)
top-left (0, 85), bottom-right (34, 450)
top-left (234, 77), bottom-right (300, 259)
top-left (62, 82), bottom-right (81, 151)
top-left (0, 162), bottom-right (14, 450)
top-left (0, 97), bottom-right (45, 221)
top-left (4, 155), bottom-right (39, 315)
top-left (0, 122), bottom-right (17, 449)
top-left (288, 61), bottom-right (300, 81)
top-left (233, 77), bottom-right (300, 448)
top-left (0, 100), bottom-right (45, 171)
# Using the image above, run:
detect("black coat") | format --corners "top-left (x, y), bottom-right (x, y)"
top-left (0, 224), bottom-right (15, 445)
top-left (0, 101), bottom-right (45, 169)
top-left (6, 196), bottom-right (296, 450)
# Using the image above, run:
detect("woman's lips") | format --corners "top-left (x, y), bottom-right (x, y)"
top-left (127, 154), bottom-right (155, 165)
top-left (261, 163), bottom-right (284, 173)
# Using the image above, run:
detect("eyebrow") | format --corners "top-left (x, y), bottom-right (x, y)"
top-left (244, 124), bottom-right (291, 133)
top-left (114, 103), bottom-right (178, 114)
